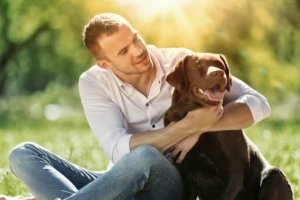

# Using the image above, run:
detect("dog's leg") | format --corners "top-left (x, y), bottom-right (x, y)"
top-left (180, 175), bottom-right (198, 200)
top-left (259, 167), bottom-right (293, 200)
top-left (218, 166), bottom-right (244, 200)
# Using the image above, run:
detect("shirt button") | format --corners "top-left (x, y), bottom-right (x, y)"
top-left (145, 103), bottom-right (149, 107)
top-left (152, 124), bottom-right (156, 128)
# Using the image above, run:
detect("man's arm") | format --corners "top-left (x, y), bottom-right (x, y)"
top-left (208, 76), bottom-right (271, 132)
top-left (224, 76), bottom-right (271, 125)
top-left (129, 105), bottom-right (224, 152)
top-left (209, 102), bottom-right (253, 131)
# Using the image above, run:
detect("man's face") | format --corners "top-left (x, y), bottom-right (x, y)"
top-left (96, 24), bottom-right (153, 77)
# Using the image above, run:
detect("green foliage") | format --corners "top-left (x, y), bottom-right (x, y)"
top-left (133, 0), bottom-right (300, 105)
top-left (0, 0), bottom-right (93, 96)
top-left (0, 83), bottom-right (85, 128)
top-left (1, 0), bottom-right (300, 101)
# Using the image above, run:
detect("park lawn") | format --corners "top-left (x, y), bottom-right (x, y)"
top-left (0, 120), bottom-right (108, 196)
top-left (0, 118), bottom-right (299, 198)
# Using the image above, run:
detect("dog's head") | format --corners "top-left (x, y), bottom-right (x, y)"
top-left (166, 53), bottom-right (232, 105)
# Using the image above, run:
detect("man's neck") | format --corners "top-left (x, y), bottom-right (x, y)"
top-left (130, 66), bottom-right (156, 97)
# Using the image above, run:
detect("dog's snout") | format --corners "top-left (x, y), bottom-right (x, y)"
top-left (207, 66), bottom-right (225, 78)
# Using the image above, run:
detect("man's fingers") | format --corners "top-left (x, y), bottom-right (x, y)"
top-left (171, 147), bottom-right (181, 158)
top-left (217, 105), bottom-right (224, 118)
top-left (176, 150), bottom-right (187, 164)
top-left (211, 105), bottom-right (223, 119)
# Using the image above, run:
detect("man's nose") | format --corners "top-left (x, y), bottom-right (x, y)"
top-left (132, 43), bottom-right (144, 57)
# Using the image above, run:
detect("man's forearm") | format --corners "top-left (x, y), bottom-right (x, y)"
top-left (208, 102), bottom-right (254, 132)
top-left (130, 105), bottom-right (223, 152)
top-left (129, 121), bottom-right (193, 152)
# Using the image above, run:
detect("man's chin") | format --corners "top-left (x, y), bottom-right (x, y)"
top-left (138, 59), bottom-right (154, 73)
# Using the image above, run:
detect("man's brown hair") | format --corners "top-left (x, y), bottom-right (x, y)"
top-left (82, 13), bottom-right (131, 60)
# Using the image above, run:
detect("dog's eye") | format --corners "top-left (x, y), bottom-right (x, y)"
top-left (197, 64), bottom-right (205, 75)
top-left (197, 64), bottom-right (202, 69)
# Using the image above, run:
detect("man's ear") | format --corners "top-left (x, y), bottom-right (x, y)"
top-left (219, 54), bottom-right (232, 91)
top-left (166, 55), bottom-right (190, 93)
top-left (96, 60), bottom-right (109, 69)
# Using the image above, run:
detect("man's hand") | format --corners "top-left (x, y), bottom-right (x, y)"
top-left (130, 104), bottom-right (224, 154)
top-left (182, 104), bottom-right (224, 134)
top-left (171, 133), bottom-right (201, 164)
top-left (171, 104), bottom-right (224, 163)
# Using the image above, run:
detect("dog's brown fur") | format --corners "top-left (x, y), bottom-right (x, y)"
top-left (164, 53), bottom-right (293, 200)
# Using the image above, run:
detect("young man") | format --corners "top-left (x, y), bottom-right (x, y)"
top-left (8, 13), bottom-right (271, 200)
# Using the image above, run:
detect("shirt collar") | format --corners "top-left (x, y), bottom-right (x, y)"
top-left (109, 72), bottom-right (134, 96)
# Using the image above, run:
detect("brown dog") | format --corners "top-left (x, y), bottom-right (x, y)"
top-left (164, 53), bottom-right (293, 200)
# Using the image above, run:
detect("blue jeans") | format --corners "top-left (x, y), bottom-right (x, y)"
top-left (8, 142), bottom-right (183, 200)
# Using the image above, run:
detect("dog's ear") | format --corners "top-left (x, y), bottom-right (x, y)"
top-left (219, 54), bottom-right (232, 91)
top-left (166, 55), bottom-right (190, 93)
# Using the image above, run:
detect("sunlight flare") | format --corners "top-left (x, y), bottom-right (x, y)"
top-left (113, 0), bottom-right (189, 19)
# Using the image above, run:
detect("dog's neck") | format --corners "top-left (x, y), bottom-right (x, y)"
top-left (173, 89), bottom-right (205, 109)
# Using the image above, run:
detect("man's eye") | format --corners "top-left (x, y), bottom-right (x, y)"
top-left (134, 35), bottom-right (141, 42)
top-left (121, 49), bottom-right (128, 55)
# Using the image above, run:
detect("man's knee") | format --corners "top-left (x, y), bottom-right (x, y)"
top-left (130, 145), bottom-right (180, 177)
top-left (134, 144), bottom-right (162, 157)
top-left (8, 142), bottom-right (39, 172)
top-left (130, 145), bottom-right (165, 165)
top-left (130, 145), bottom-right (183, 198)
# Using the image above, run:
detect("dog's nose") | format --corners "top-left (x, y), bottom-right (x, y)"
top-left (207, 66), bottom-right (225, 78)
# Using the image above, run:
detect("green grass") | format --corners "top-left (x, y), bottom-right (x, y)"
top-left (0, 85), bottom-right (299, 198)
top-left (0, 124), bottom-right (108, 196)
top-left (1, 119), bottom-right (298, 198)
top-left (246, 119), bottom-right (300, 198)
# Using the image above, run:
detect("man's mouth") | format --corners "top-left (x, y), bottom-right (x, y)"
top-left (193, 87), bottom-right (225, 102)
top-left (135, 53), bottom-right (147, 65)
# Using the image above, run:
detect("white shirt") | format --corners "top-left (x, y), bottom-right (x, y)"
top-left (79, 45), bottom-right (271, 167)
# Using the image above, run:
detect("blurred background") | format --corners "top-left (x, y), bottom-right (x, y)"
top-left (0, 0), bottom-right (299, 197)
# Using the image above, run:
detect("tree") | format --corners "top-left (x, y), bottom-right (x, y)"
top-left (0, 0), bottom-right (92, 96)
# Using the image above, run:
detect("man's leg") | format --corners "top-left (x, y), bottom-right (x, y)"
top-left (9, 142), bottom-right (100, 200)
top-left (66, 145), bottom-right (183, 200)
top-left (9, 142), bottom-right (183, 200)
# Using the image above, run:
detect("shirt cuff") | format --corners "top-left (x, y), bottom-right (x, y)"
top-left (235, 94), bottom-right (271, 125)
top-left (112, 133), bottom-right (133, 163)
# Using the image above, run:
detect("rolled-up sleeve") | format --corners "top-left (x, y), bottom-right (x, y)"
top-left (225, 76), bottom-right (271, 124)
top-left (79, 73), bottom-right (132, 163)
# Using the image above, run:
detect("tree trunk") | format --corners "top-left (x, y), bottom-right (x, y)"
top-left (0, 23), bottom-right (50, 96)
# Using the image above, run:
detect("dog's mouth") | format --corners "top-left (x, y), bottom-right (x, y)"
top-left (192, 86), bottom-right (225, 103)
